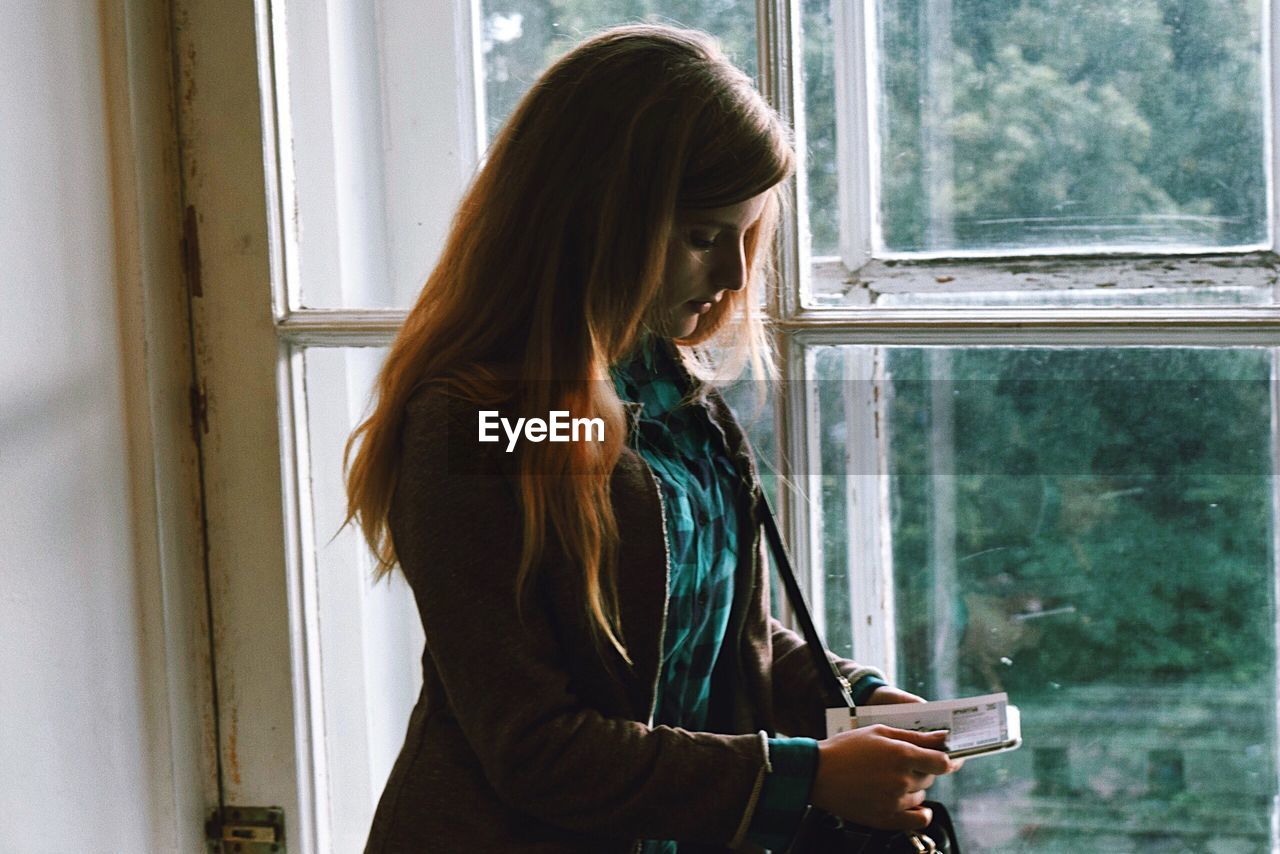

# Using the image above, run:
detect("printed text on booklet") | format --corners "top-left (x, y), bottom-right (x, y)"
top-left (825, 692), bottom-right (1022, 759)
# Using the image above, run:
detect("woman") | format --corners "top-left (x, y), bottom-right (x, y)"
top-left (345, 23), bottom-right (958, 853)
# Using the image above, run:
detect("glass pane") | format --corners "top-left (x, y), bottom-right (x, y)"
top-left (481, 2), bottom-right (757, 142)
top-left (802, 0), bottom-right (840, 257)
top-left (813, 345), bottom-right (1277, 850)
top-left (277, 3), bottom-right (484, 309)
top-left (299, 346), bottom-right (423, 851)
top-left (875, 0), bottom-right (1268, 254)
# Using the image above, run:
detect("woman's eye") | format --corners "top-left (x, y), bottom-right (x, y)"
top-left (690, 235), bottom-right (717, 249)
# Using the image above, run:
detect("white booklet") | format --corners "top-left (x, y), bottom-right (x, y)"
top-left (825, 692), bottom-right (1022, 759)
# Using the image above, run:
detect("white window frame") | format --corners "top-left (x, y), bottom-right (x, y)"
top-left (786, 0), bottom-right (1280, 679)
top-left (265, 2), bottom-right (488, 850)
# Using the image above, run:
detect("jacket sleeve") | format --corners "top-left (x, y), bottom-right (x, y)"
top-left (760, 537), bottom-right (886, 739)
top-left (388, 391), bottom-right (770, 845)
top-left (769, 617), bottom-right (886, 738)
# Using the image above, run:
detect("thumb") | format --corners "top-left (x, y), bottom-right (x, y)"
top-left (881, 729), bottom-right (957, 775)
top-left (880, 727), bottom-right (950, 749)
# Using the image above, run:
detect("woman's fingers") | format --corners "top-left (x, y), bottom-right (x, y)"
top-left (918, 750), bottom-right (954, 776)
top-left (876, 726), bottom-right (949, 746)
top-left (863, 726), bottom-right (955, 775)
top-left (907, 772), bottom-right (936, 792)
top-left (901, 743), bottom-right (955, 776)
top-left (811, 725), bottom-right (963, 831)
top-left (864, 686), bottom-right (927, 705)
top-left (882, 803), bottom-right (933, 831)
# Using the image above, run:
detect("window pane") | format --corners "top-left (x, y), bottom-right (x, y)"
top-left (276, 3), bottom-right (485, 309)
top-left (876, 0), bottom-right (1268, 254)
top-left (802, 0), bottom-right (840, 257)
top-left (299, 346), bottom-right (423, 851)
top-left (813, 345), bottom-right (1277, 850)
top-left (480, 2), bottom-right (757, 143)
top-left (718, 376), bottom-right (785, 618)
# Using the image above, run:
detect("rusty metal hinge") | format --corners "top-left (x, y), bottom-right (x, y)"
top-left (206, 806), bottom-right (284, 853)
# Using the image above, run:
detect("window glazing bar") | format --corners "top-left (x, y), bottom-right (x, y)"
top-left (757, 0), bottom-right (807, 322)
top-left (274, 305), bottom-right (1280, 349)
top-left (770, 331), bottom-right (819, 633)
top-left (779, 309), bottom-right (1280, 347)
top-left (277, 310), bottom-right (404, 347)
top-left (1269, 349), bottom-right (1280, 850)
top-left (831, 0), bottom-right (875, 273)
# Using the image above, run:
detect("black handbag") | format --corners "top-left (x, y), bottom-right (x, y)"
top-left (786, 804), bottom-right (959, 854)
top-left (756, 489), bottom-right (962, 854)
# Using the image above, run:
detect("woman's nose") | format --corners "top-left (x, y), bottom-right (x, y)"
top-left (715, 242), bottom-right (748, 292)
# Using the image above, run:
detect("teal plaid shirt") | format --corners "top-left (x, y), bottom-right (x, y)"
top-left (610, 334), bottom-right (820, 854)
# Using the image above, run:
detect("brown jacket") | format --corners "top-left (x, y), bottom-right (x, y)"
top-left (365, 372), bottom-right (882, 853)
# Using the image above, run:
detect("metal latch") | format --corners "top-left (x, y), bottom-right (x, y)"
top-left (206, 806), bottom-right (285, 853)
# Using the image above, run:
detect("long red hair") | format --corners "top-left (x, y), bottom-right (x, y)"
top-left (344, 24), bottom-right (794, 667)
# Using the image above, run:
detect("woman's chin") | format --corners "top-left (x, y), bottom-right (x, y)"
top-left (651, 304), bottom-right (703, 340)
top-left (667, 321), bottom-right (696, 340)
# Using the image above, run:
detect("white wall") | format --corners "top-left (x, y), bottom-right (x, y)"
top-left (0, 2), bottom-right (204, 851)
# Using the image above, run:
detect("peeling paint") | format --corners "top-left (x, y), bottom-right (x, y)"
top-left (228, 703), bottom-right (241, 789)
top-left (183, 41), bottom-right (197, 107)
top-left (813, 253), bottom-right (1280, 306)
top-left (182, 204), bottom-right (202, 297)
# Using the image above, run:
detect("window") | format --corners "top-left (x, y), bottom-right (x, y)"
top-left (192, 0), bottom-right (1280, 850)
top-left (857, 0), bottom-right (1267, 256)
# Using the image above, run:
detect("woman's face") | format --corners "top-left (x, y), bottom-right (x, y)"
top-left (656, 191), bottom-right (769, 339)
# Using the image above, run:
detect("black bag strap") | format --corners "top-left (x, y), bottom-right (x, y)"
top-left (755, 486), bottom-right (857, 711)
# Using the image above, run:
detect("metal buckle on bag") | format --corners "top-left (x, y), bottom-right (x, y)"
top-left (909, 833), bottom-right (938, 853)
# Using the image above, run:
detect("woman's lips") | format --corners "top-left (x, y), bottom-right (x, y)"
top-left (686, 300), bottom-right (713, 314)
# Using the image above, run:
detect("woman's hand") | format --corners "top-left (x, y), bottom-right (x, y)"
top-left (859, 685), bottom-right (967, 771)
top-left (862, 685), bottom-right (926, 705)
top-left (810, 726), bottom-right (959, 831)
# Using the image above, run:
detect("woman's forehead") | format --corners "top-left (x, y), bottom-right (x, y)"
top-left (674, 193), bottom-right (769, 230)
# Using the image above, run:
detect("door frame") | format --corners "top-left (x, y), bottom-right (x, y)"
top-left (102, 0), bottom-right (219, 849)
top-left (169, 0), bottom-right (312, 846)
